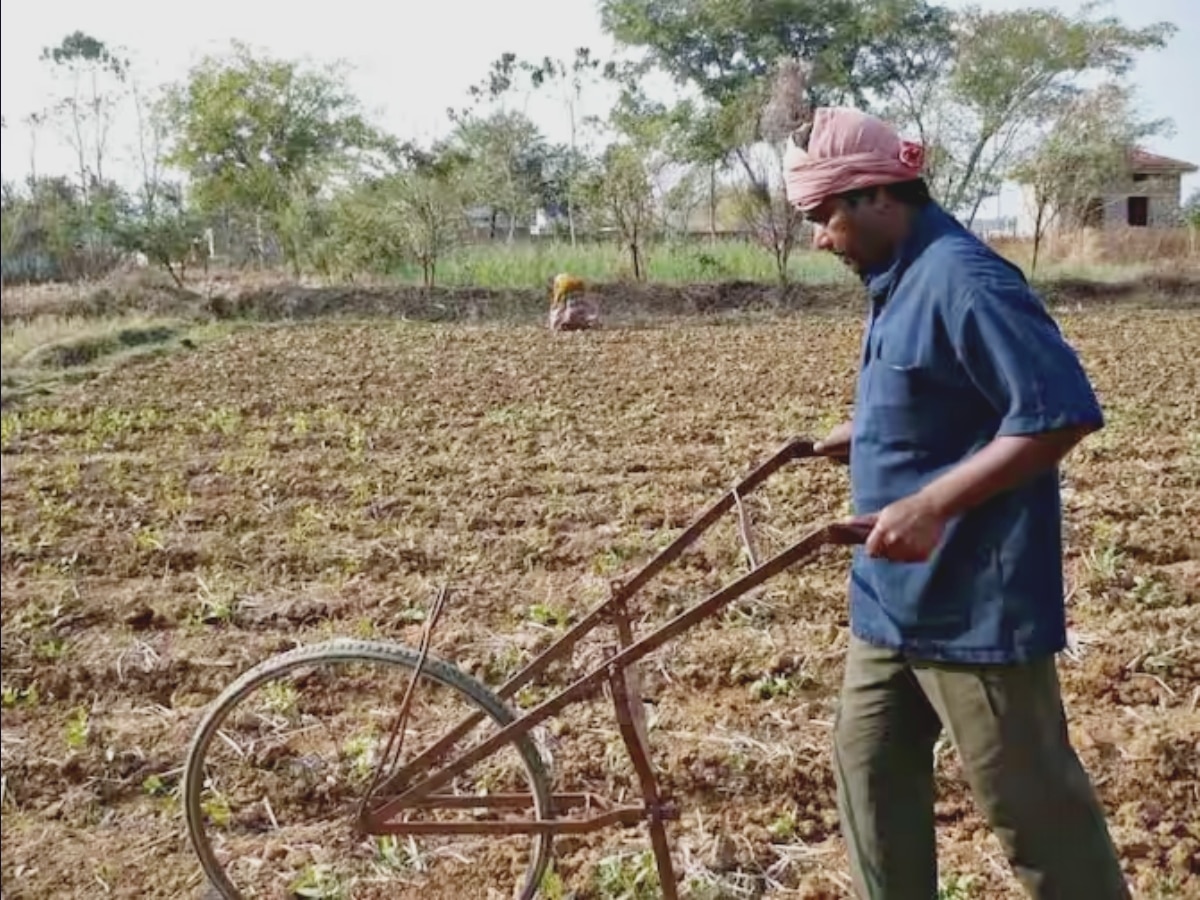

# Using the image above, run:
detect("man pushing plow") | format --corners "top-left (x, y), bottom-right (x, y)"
top-left (787, 106), bottom-right (1130, 899)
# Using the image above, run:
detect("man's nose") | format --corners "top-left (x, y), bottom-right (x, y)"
top-left (812, 226), bottom-right (832, 251)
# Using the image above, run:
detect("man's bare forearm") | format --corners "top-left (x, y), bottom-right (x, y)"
top-left (916, 425), bottom-right (1096, 520)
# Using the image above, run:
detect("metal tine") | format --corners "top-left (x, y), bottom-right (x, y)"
top-left (733, 487), bottom-right (760, 571)
top-left (358, 583), bottom-right (450, 822)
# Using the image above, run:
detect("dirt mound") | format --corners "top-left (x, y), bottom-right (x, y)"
top-left (200, 279), bottom-right (863, 324)
top-left (6, 274), bottom-right (1196, 328)
top-left (207, 282), bottom-right (544, 322)
top-left (1037, 274), bottom-right (1200, 306)
top-left (589, 280), bottom-right (859, 315)
top-left (206, 276), bottom-right (1200, 323)
top-left (0, 269), bottom-right (212, 324)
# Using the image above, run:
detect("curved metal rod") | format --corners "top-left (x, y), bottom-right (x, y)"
top-left (367, 518), bottom-right (866, 825)
top-left (373, 436), bottom-right (828, 797)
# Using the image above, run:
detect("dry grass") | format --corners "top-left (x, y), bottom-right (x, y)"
top-left (0, 313), bottom-right (186, 370)
top-left (992, 226), bottom-right (1200, 280)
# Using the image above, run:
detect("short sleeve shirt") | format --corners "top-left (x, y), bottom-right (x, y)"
top-left (848, 203), bottom-right (1104, 664)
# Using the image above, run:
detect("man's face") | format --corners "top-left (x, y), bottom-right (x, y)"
top-left (805, 191), bottom-right (899, 276)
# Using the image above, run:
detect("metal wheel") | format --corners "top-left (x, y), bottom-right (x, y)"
top-left (183, 639), bottom-right (553, 899)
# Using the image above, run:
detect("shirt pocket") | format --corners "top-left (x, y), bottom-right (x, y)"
top-left (860, 360), bottom-right (942, 444)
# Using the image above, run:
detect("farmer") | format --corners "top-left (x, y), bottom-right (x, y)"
top-left (548, 272), bottom-right (601, 332)
top-left (785, 107), bottom-right (1129, 899)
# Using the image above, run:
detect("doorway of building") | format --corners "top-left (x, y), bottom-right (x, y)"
top-left (1127, 195), bottom-right (1149, 227)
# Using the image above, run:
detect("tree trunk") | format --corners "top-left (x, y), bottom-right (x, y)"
top-left (1030, 201), bottom-right (1046, 274)
top-left (709, 165), bottom-right (718, 240)
top-left (628, 223), bottom-right (643, 281)
top-left (158, 255), bottom-right (184, 288)
top-left (255, 212), bottom-right (265, 268)
top-left (775, 242), bottom-right (789, 286)
top-left (567, 100), bottom-right (577, 248)
top-left (91, 69), bottom-right (105, 189)
top-left (71, 102), bottom-right (90, 209)
top-left (948, 132), bottom-right (991, 215)
top-left (28, 119), bottom-right (39, 184)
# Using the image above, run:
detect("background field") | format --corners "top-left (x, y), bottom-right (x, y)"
top-left (1, 276), bottom-right (1197, 899)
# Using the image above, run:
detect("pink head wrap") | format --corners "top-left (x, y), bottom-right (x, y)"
top-left (784, 107), bottom-right (925, 212)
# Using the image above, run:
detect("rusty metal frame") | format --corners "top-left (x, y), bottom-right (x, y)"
top-left (355, 436), bottom-right (866, 898)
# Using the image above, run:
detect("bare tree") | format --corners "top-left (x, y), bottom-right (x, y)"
top-left (732, 58), bottom-right (812, 285)
top-left (40, 32), bottom-right (128, 207)
top-left (583, 144), bottom-right (656, 280)
top-left (1011, 83), bottom-right (1169, 271)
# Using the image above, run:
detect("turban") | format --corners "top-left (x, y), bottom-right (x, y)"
top-left (784, 107), bottom-right (926, 212)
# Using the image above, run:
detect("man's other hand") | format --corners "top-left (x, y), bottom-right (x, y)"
top-left (854, 492), bottom-right (948, 563)
top-left (814, 420), bottom-right (853, 464)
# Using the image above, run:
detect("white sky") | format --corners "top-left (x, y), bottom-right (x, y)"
top-left (2, 0), bottom-right (1197, 221)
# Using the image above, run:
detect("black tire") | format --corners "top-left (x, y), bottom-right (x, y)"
top-left (183, 638), bottom-right (554, 899)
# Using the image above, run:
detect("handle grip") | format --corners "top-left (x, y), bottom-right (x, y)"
top-left (787, 438), bottom-right (817, 459)
top-left (787, 435), bottom-right (849, 464)
top-left (827, 521), bottom-right (873, 545)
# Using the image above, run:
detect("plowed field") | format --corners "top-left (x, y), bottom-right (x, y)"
top-left (2, 301), bottom-right (1197, 898)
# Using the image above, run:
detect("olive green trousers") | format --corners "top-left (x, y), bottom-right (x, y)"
top-left (833, 636), bottom-right (1130, 900)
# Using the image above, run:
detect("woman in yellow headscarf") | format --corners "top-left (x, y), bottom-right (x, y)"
top-left (548, 273), bottom-right (600, 331)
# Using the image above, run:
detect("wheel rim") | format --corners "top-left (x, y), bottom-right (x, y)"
top-left (184, 643), bottom-right (552, 899)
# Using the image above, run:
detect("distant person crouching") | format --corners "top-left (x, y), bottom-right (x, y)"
top-left (548, 273), bottom-right (600, 331)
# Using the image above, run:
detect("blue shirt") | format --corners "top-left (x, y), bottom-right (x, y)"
top-left (848, 203), bottom-right (1104, 664)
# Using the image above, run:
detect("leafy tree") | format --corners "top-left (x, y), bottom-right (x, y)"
top-left (1, 179), bottom-right (78, 282)
top-left (108, 75), bottom-right (212, 286)
top-left (322, 185), bottom-right (410, 281)
top-left (582, 143), bottom-right (655, 280)
top-left (324, 146), bottom-right (470, 287)
top-left (1, 175), bottom-right (128, 282)
top-left (115, 183), bottom-right (208, 287)
top-left (452, 52), bottom-right (601, 242)
top-left (600, 1), bottom-right (948, 275)
top-left (599, 0), bottom-right (951, 169)
top-left (451, 110), bottom-right (549, 242)
top-left (1183, 189), bottom-right (1200, 229)
top-left (390, 163), bottom-right (471, 288)
top-left (657, 167), bottom-right (709, 235)
top-left (733, 59), bottom-right (811, 284)
top-left (905, 3), bottom-right (1175, 222)
top-left (161, 42), bottom-right (380, 268)
top-left (535, 143), bottom-right (597, 236)
top-left (1011, 83), bottom-right (1169, 272)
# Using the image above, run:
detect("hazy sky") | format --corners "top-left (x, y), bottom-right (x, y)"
top-left (2, 0), bottom-right (1196, 218)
